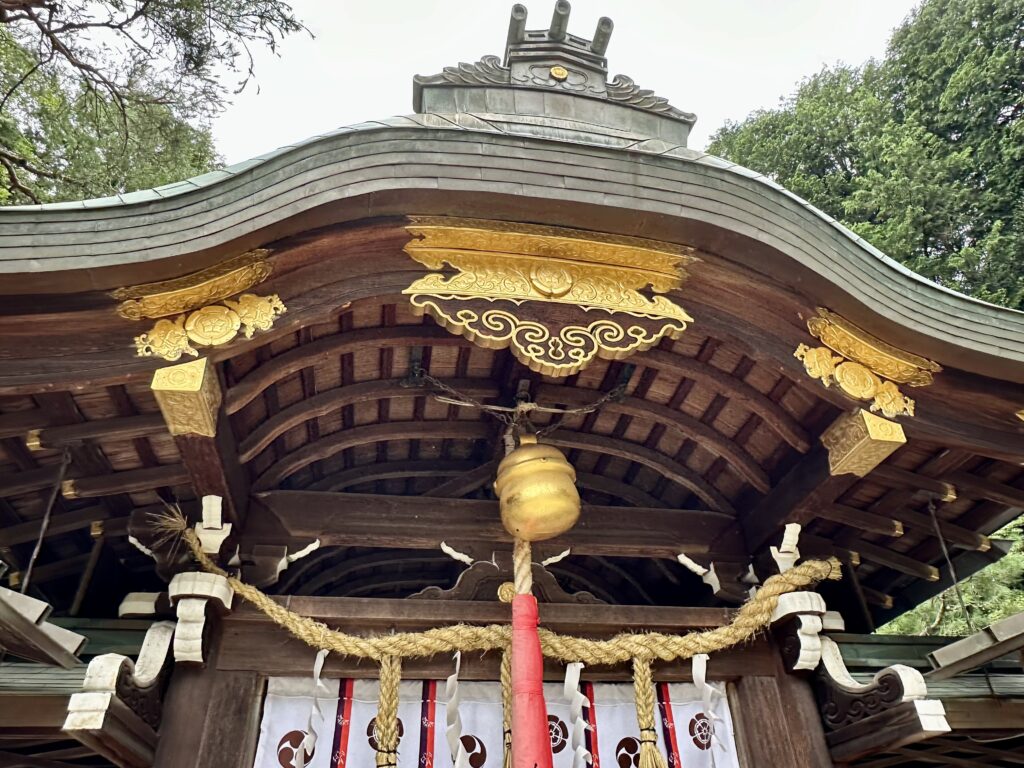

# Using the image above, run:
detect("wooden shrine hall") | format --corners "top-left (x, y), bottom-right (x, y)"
top-left (1, 3), bottom-right (1024, 767)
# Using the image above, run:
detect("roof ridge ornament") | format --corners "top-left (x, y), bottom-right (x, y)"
top-left (412, 2), bottom-right (696, 142)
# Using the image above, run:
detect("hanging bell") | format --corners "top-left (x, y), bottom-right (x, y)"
top-left (494, 434), bottom-right (581, 541)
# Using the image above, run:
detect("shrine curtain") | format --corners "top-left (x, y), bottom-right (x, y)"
top-left (253, 677), bottom-right (741, 768)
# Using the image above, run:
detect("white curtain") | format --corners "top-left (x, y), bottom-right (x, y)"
top-left (253, 677), bottom-right (740, 768)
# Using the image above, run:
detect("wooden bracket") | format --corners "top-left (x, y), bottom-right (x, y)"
top-left (771, 591), bottom-right (827, 671)
top-left (64, 621), bottom-right (175, 768)
top-left (815, 635), bottom-right (949, 762)
top-left (168, 572), bottom-right (232, 664)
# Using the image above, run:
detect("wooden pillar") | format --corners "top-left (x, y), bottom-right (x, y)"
top-left (729, 640), bottom-right (833, 767)
top-left (154, 626), bottom-right (263, 768)
top-left (151, 358), bottom-right (249, 524)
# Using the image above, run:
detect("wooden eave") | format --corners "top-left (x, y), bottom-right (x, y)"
top-left (0, 119), bottom-right (1020, 628)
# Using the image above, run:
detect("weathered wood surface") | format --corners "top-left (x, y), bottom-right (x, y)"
top-left (250, 491), bottom-right (743, 558)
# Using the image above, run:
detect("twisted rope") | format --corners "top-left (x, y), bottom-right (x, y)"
top-left (168, 514), bottom-right (840, 665)
top-left (501, 649), bottom-right (513, 768)
top-left (513, 538), bottom-right (533, 595)
top-left (633, 656), bottom-right (667, 768)
top-left (375, 655), bottom-right (401, 767)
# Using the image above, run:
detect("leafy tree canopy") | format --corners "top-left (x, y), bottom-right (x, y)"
top-left (709, 0), bottom-right (1024, 309)
top-left (0, 0), bottom-right (305, 203)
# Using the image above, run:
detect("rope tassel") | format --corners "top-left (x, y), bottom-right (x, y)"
top-left (632, 657), bottom-right (667, 768)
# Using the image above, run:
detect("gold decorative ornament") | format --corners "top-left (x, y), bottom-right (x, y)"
top-left (135, 317), bottom-right (197, 361)
top-left (61, 479), bottom-right (78, 499)
top-left (820, 408), bottom-right (906, 477)
top-left (494, 435), bottom-right (581, 542)
top-left (113, 250), bottom-right (272, 320)
top-left (134, 293), bottom-right (286, 361)
top-left (403, 217), bottom-right (697, 376)
top-left (794, 308), bottom-right (938, 419)
top-left (807, 308), bottom-right (941, 385)
top-left (497, 581), bottom-right (516, 603)
top-left (150, 357), bottom-right (223, 437)
top-left (550, 65), bottom-right (569, 81)
top-left (184, 305), bottom-right (241, 347)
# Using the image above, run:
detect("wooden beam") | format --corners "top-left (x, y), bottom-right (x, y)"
top-left (818, 503), bottom-right (904, 538)
top-left (852, 539), bottom-right (940, 582)
top-left (948, 471), bottom-right (1024, 509)
top-left (308, 460), bottom-right (476, 491)
top-left (0, 467), bottom-right (63, 499)
top-left (238, 378), bottom-right (499, 463)
top-left (537, 385), bottom-right (771, 492)
top-left (870, 464), bottom-right (957, 501)
top-left (26, 414), bottom-right (165, 451)
top-left (62, 465), bottom-right (189, 499)
top-left (13, 554), bottom-right (91, 585)
top-left (420, 460), bottom-right (499, 498)
top-left (225, 325), bottom-right (463, 414)
top-left (546, 430), bottom-right (736, 514)
top-left (638, 349), bottom-right (812, 452)
top-left (0, 750), bottom-right (82, 768)
top-left (0, 506), bottom-right (109, 547)
top-left (738, 444), bottom-right (860, 551)
top-left (886, 506), bottom-right (990, 552)
top-left (253, 421), bottom-right (492, 491)
top-left (172, 412), bottom-right (249, 525)
top-left (0, 410), bottom-right (60, 440)
top-left (250, 491), bottom-right (744, 559)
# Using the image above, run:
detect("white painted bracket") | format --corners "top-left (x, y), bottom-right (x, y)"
top-left (770, 523), bottom-right (801, 573)
top-left (195, 495), bottom-right (232, 555)
top-left (771, 591), bottom-right (827, 670)
top-left (168, 571), bottom-right (232, 664)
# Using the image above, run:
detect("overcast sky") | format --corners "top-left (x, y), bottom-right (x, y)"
top-left (211, 0), bottom-right (920, 164)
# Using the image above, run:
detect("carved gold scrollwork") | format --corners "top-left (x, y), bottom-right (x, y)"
top-left (794, 309), bottom-right (940, 418)
top-left (402, 217), bottom-right (697, 376)
top-left (113, 250), bottom-right (272, 320)
top-left (118, 250), bottom-right (285, 361)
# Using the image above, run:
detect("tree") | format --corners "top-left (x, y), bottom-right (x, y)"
top-left (708, 0), bottom-right (1024, 309)
top-left (0, 0), bottom-right (305, 203)
top-left (879, 520), bottom-right (1024, 636)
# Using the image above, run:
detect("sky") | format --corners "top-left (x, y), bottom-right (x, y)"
top-left (211, 0), bottom-right (921, 164)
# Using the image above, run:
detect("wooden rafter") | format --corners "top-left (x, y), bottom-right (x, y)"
top-left (250, 491), bottom-right (745, 559)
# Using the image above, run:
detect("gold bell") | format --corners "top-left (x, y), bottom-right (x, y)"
top-left (494, 434), bottom-right (581, 542)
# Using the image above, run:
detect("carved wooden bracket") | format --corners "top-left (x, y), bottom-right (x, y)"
top-left (813, 635), bottom-right (950, 762)
top-left (64, 621), bottom-right (175, 768)
top-left (771, 591), bottom-right (827, 671)
top-left (409, 550), bottom-right (603, 603)
top-left (168, 572), bottom-right (232, 664)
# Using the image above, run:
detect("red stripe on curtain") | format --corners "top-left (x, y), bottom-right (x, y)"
top-left (657, 682), bottom-right (682, 767)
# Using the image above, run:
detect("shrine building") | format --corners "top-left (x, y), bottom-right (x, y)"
top-left (1, 4), bottom-right (1024, 767)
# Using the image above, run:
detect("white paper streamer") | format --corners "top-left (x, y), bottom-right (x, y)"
top-left (296, 649), bottom-right (329, 768)
top-left (692, 654), bottom-right (728, 766)
top-left (676, 552), bottom-right (709, 576)
top-left (446, 652), bottom-right (471, 768)
top-left (563, 662), bottom-right (592, 767)
top-left (541, 548), bottom-right (572, 567)
top-left (770, 523), bottom-right (801, 573)
top-left (440, 541), bottom-right (476, 566)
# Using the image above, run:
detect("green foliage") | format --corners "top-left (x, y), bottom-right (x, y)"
top-left (708, 0), bottom-right (1024, 309)
top-left (879, 520), bottom-right (1024, 636)
top-left (0, 0), bottom-right (304, 203)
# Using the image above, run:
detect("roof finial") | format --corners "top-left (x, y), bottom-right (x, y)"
top-left (548, 0), bottom-right (571, 41)
top-left (591, 16), bottom-right (613, 56)
top-left (507, 4), bottom-right (528, 49)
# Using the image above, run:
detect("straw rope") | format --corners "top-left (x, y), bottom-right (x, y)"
top-left (375, 655), bottom-right (401, 767)
top-left (513, 538), bottom-right (533, 595)
top-left (170, 517), bottom-right (839, 665)
top-left (500, 649), bottom-right (513, 768)
top-left (632, 656), bottom-right (667, 768)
